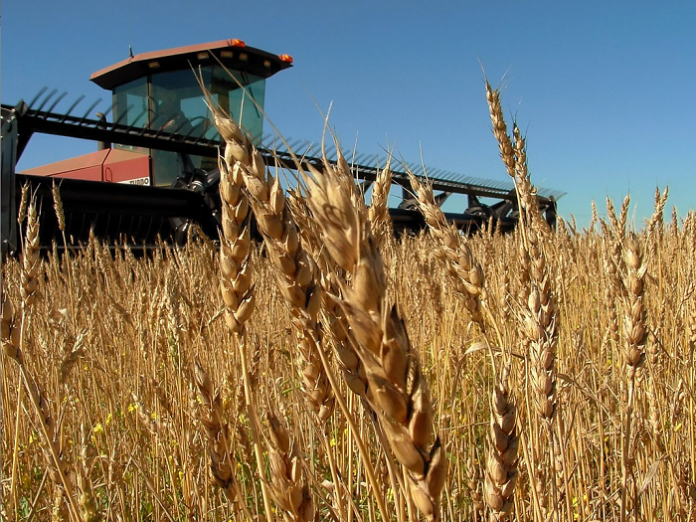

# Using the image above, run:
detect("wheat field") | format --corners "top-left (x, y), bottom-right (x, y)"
top-left (1, 84), bottom-right (695, 522)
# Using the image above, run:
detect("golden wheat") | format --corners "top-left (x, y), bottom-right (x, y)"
top-left (0, 83), bottom-right (693, 522)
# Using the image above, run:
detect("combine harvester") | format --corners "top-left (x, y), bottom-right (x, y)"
top-left (1, 39), bottom-right (564, 253)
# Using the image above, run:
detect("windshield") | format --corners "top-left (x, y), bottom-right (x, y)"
top-left (112, 66), bottom-right (267, 186)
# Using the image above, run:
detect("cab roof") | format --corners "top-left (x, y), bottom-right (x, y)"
top-left (91, 39), bottom-right (293, 90)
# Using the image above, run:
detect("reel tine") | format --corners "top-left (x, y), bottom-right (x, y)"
top-left (46, 92), bottom-right (68, 117)
top-left (27, 87), bottom-right (49, 110)
top-left (36, 89), bottom-right (58, 112)
top-left (79, 98), bottom-right (103, 124)
top-left (59, 95), bottom-right (86, 122)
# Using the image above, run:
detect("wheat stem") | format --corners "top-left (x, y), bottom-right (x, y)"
top-left (311, 328), bottom-right (392, 521)
top-left (240, 339), bottom-right (274, 521)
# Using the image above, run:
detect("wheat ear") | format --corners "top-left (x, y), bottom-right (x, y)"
top-left (622, 234), bottom-right (647, 378)
top-left (217, 138), bottom-right (254, 336)
top-left (485, 81), bottom-right (547, 235)
top-left (287, 187), bottom-right (324, 265)
top-left (17, 183), bottom-right (29, 225)
top-left (523, 227), bottom-right (558, 422)
top-left (193, 361), bottom-right (237, 497)
top-left (484, 368), bottom-right (519, 520)
top-left (647, 187), bottom-right (669, 240)
top-left (485, 82), bottom-right (515, 178)
top-left (192, 360), bottom-right (255, 518)
top-left (368, 157), bottom-right (394, 249)
top-left (52, 181), bottom-right (66, 233)
top-left (20, 204), bottom-right (40, 308)
top-left (1, 292), bottom-right (21, 359)
top-left (288, 188), bottom-right (368, 397)
top-left (511, 124), bottom-right (548, 234)
top-left (235, 139), bottom-right (335, 422)
top-left (407, 171), bottom-right (485, 327)
top-left (305, 153), bottom-right (447, 521)
top-left (210, 104), bottom-right (336, 420)
top-left (265, 410), bottom-right (315, 522)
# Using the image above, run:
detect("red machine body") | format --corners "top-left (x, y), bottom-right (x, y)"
top-left (23, 148), bottom-right (150, 185)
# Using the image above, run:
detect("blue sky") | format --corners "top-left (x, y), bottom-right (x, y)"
top-left (3, 1), bottom-right (695, 228)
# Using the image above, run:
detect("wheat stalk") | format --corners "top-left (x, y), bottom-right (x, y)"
top-left (209, 101), bottom-right (274, 522)
top-left (620, 233), bottom-right (648, 522)
top-left (485, 83), bottom-right (562, 513)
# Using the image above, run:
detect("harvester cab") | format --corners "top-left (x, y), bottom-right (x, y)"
top-left (23, 39), bottom-right (293, 188)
